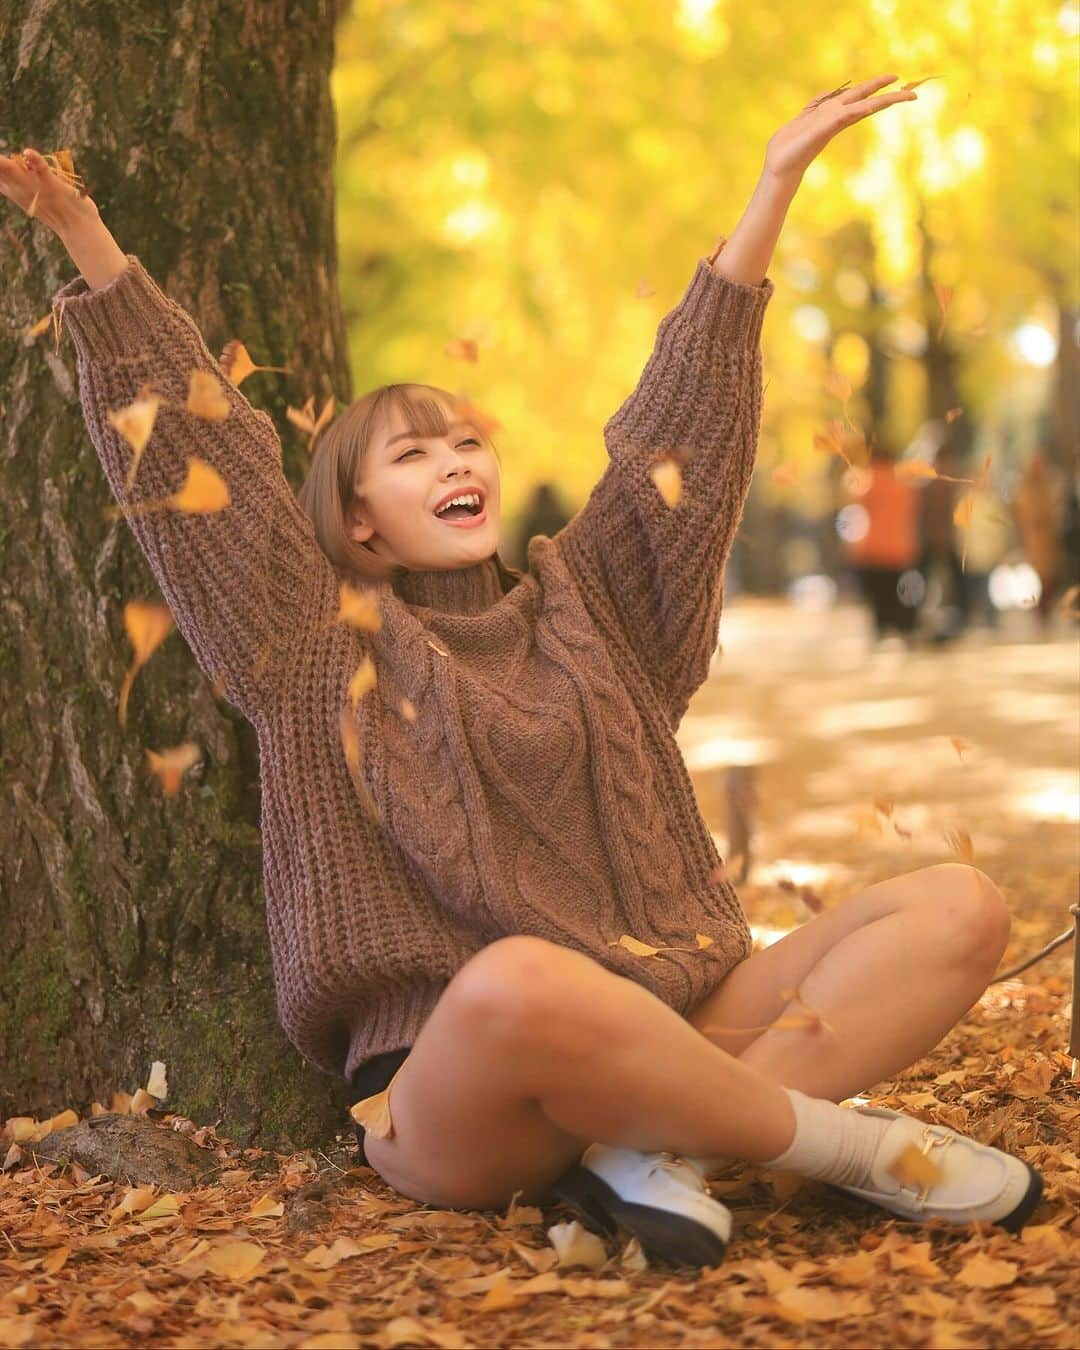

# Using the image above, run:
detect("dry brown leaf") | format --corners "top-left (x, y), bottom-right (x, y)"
top-left (956, 1252), bottom-right (1019, 1288)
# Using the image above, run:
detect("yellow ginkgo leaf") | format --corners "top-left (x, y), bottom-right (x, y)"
top-left (249, 1194), bottom-right (285, 1219)
top-left (204, 1240), bottom-right (266, 1280)
top-left (24, 313), bottom-right (51, 340)
top-left (118, 600), bottom-right (174, 730)
top-left (218, 339), bottom-right (289, 388)
top-left (171, 458), bottom-right (230, 514)
top-left (695, 933), bottom-right (714, 950)
top-left (399, 697), bottom-right (417, 722)
top-left (108, 391), bottom-right (162, 492)
top-left (145, 741), bottom-right (202, 796)
top-left (334, 580), bottom-right (383, 633)
top-left (651, 456), bottom-right (683, 508)
top-left (771, 464), bottom-right (800, 487)
top-left (347, 656), bottom-right (377, 707)
top-left (186, 369), bottom-right (231, 422)
top-left (613, 934), bottom-right (663, 957)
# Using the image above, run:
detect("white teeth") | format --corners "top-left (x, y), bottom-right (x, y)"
top-left (435, 492), bottom-right (482, 516)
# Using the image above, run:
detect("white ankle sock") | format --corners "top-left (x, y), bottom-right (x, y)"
top-left (761, 1087), bottom-right (895, 1190)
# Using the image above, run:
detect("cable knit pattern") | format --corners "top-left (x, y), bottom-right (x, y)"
top-left (52, 253), bottom-right (769, 1082)
top-left (557, 258), bottom-right (774, 730)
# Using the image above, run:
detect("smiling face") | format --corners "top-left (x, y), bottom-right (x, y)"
top-left (347, 392), bottom-right (502, 572)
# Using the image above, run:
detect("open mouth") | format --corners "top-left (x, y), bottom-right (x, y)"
top-left (433, 492), bottom-right (487, 527)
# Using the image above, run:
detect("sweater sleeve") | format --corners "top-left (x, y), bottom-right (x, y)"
top-left (556, 258), bottom-right (774, 729)
top-left (51, 254), bottom-right (339, 722)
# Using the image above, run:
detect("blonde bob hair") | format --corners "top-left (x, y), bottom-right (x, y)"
top-left (295, 382), bottom-right (517, 589)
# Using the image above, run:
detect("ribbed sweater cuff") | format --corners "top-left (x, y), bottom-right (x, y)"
top-left (657, 258), bottom-right (774, 358)
top-left (51, 254), bottom-right (177, 361)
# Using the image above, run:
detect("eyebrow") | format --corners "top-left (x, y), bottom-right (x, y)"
top-left (383, 421), bottom-right (474, 452)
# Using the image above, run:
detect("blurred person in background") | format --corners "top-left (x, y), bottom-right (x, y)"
top-left (844, 444), bottom-right (921, 648)
top-left (1012, 452), bottom-right (1066, 631)
top-left (960, 476), bottom-right (1015, 632)
top-left (511, 481), bottom-right (572, 572)
top-left (918, 445), bottom-right (970, 643)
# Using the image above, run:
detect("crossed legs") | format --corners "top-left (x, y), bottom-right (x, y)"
top-left (360, 863), bottom-right (1010, 1210)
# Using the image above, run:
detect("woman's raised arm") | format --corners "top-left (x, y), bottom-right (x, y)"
top-left (1, 148), bottom-right (343, 722)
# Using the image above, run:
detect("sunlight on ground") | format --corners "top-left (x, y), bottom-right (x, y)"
top-left (1007, 770), bottom-right (1080, 823)
top-left (804, 696), bottom-right (936, 738)
top-left (746, 858), bottom-right (844, 888)
top-left (676, 716), bottom-right (781, 771)
top-left (982, 689), bottom-right (1080, 726)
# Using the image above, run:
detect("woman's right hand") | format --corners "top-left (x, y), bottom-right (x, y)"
top-left (0, 146), bottom-right (102, 240)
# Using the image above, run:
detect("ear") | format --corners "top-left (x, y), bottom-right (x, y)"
top-left (347, 501), bottom-right (375, 544)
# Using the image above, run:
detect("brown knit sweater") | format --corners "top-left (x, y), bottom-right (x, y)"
top-left (51, 253), bottom-right (774, 1081)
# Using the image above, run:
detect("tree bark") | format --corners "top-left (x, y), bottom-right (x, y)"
top-left (0, 0), bottom-right (355, 1150)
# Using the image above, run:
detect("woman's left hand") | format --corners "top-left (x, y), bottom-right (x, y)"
top-left (763, 73), bottom-right (919, 186)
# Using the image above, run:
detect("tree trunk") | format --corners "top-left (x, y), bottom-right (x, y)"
top-left (0, 0), bottom-right (355, 1150)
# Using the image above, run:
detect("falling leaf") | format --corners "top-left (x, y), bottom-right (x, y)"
top-left (118, 600), bottom-right (174, 730)
top-left (695, 932), bottom-right (714, 950)
top-left (338, 705), bottom-right (380, 825)
top-left (443, 336), bottom-right (479, 362)
top-left (944, 406), bottom-right (965, 423)
top-left (949, 736), bottom-right (970, 760)
top-left (347, 656), bottom-right (377, 707)
top-left (825, 370), bottom-right (852, 403)
top-left (706, 234), bottom-right (728, 265)
top-left (171, 458), bottom-right (231, 514)
top-left (933, 280), bottom-right (955, 342)
top-left (635, 277), bottom-right (656, 298)
top-left (957, 1253), bottom-right (1019, 1288)
top-left (145, 741), bottom-right (202, 796)
top-left (449, 392), bottom-right (501, 441)
top-left (24, 313), bottom-right (51, 340)
top-left (901, 74), bottom-right (943, 91)
top-left (186, 369), bottom-right (231, 421)
top-left (106, 391), bottom-right (162, 492)
top-left (399, 697), bottom-right (417, 721)
top-left (944, 827), bottom-right (975, 864)
top-left (650, 455), bottom-right (683, 508)
top-left (887, 1142), bottom-right (944, 1193)
top-left (771, 463), bottom-right (800, 487)
top-left (103, 456), bottom-right (231, 522)
top-left (287, 393), bottom-right (336, 451)
top-left (333, 580), bottom-right (383, 633)
top-left (145, 1061), bottom-right (168, 1100)
top-left (895, 458), bottom-right (939, 481)
top-left (217, 339), bottom-right (289, 387)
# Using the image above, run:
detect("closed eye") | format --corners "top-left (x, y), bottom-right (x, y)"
top-left (397, 437), bottom-right (481, 461)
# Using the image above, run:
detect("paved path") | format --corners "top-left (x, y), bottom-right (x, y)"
top-left (679, 599), bottom-right (1079, 960)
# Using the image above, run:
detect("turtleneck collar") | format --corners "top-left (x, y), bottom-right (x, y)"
top-left (390, 551), bottom-right (520, 616)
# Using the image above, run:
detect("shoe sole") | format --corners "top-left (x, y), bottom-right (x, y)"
top-left (552, 1163), bottom-right (728, 1269)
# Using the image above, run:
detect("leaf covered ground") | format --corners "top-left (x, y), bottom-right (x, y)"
top-left (2, 612), bottom-right (1077, 1348)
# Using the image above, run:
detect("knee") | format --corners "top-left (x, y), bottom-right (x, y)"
top-left (923, 863), bottom-right (1011, 970)
top-left (445, 935), bottom-right (586, 1039)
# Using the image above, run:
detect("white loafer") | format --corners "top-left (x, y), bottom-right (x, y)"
top-left (553, 1144), bottom-right (732, 1268)
top-left (833, 1105), bottom-right (1044, 1231)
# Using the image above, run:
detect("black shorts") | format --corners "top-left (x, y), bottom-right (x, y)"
top-left (350, 1046), bottom-right (412, 1165)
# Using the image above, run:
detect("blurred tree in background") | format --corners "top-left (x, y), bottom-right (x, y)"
top-left (330, 0), bottom-right (1077, 585)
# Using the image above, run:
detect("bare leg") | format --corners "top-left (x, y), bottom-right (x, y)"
top-left (361, 934), bottom-right (796, 1211)
top-left (685, 863), bottom-right (1011, 1102)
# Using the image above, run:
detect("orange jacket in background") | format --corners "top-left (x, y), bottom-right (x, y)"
top-left (846, 460), bottom-right (920, 568)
